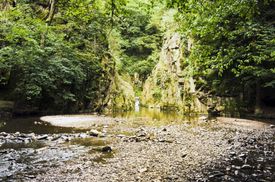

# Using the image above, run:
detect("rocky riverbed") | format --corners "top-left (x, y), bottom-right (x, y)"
top-left (0, 116), bottom-right (274, 181)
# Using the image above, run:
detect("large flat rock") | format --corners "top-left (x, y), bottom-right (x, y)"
top-left (40, 115), bottom-right (120, 128)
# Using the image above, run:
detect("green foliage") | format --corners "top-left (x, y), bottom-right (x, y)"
top-left (169, 0), bottom-right (275, 95)
top-left (152, 88), bottom-right (162, 100)
top-left (116, 0), bottom-right (164, 81)
top-left (0, 0), bottom-right (114, 112)
top-left (0, 0), bottom-right (167, 113)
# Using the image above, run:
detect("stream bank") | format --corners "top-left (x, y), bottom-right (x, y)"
top-left (0, 111), bottom-right (274, 181)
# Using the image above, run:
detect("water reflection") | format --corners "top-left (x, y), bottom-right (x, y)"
top-left (0, 108), bottom-right (200, 134)
top-left (0, 117), bottom-right (87, 134)
top-left (110, 107), bottom-right (198, 123)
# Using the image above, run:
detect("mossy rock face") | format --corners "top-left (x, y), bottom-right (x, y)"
top-left (106, 74), bottom-right (135, 111)
top-left (207, 96), bottom-right (242, 117)
top-left (142, 33), bottom-right (206, 113)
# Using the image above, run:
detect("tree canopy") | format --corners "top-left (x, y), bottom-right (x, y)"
top-left (0, 0), bottom-right (274, 113)
top-left (168, 0), bottom-right (275, 111)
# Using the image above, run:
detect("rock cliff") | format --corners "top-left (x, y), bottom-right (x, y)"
top-left (142, 33), bottom-right (206, 113)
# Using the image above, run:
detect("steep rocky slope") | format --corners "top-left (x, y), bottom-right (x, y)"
top-left (142, 33), bottom-right (206, 112)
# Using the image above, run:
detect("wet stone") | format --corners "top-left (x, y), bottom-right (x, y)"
top-left (209, 171), bottom-right (224, 178)
top-left (89, 130), bottom-right (101, 137)
top-left (117, 134), bottom-right (126, 138)
top-left (51, 135), bottom-right (61, 141)
top-left (165, 175), bottom-right (179, 180)
top-left (241, 164), bottom-right (253, 169)
top-left (136, 130), bottom-right (147, 137)
top-left (37, 135), bottom-right (48, 140)
top-left (181, 153), bottom-right (187, 158)
top-left (239, 153), bottom-right (246, 158)
top-left (101, 146), bottom-right (112, 153)
top-left (79, 133), bottom-right (88, 138)
top-left (229, 151), bottom-right (236, 156)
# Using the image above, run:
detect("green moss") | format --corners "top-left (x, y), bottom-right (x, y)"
top-left (90, 151), bottom-right (115, 163)
top-left (152, 88), bottom-right (162, 100)
top-left (70, 138), bottom-right (111, 147)
top-left (108, 73), bottom-right (135, 111)
top-left (0, 141), bottom-right (45, 150)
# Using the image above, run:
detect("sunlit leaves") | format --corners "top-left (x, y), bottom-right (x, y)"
top-left (171, 0), bottom-right (275, 94)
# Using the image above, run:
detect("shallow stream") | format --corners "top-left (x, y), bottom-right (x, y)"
top-left (0, 108), bottom-right (200, 134)
top-left (0, 108), bottom-right (274, 181)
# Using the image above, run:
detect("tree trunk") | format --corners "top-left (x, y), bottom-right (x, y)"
top-left (46, 0), bottom-right (56, 24)
top-left (111, 0), bottom-right (115, 27)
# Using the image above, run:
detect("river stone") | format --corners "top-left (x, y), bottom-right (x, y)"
top-left (198, 116), bottom-right (208, 123)
top-left (229, 151), bottom-right (236, 156)
top-left (209, 171), bottom-right (224, 178)
top-left (241, 164), bottom-right (252, 169)
top-left (51, 135), bottom-right (61, 141)
top-left (27, 133), bottom-right (36, 139)
top-left (181, 153), bottom-right (187, 158)
top-left (25, 175), bottom-right (36, 179)
top-left (136, 129), bottom-right (147, 137)
top-left (117, 134), bottom-right (126, 138)
top-left (0, 132), bottom-right (7, 136)
top-left (79, 133), bottom-right (88, 138)
top-left (24, 139), bottom-right (30, 144)
top-left (165, 175), bottom-right (179, 180)
top-left (99, 133), bottom-right (107, 138)
top-left (89, 130), bottom-right (101, 137)
top-left (239, 153), bottom-right (246, 158)
top-left (139, 168), bottom-right (147, 173)
top-left (37, 135), bottom-right (48, 140)
top-left (102, 146), bottom-right (112, 153)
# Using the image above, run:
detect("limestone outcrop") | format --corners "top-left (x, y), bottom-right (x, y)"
top-left (106, 73), bottom-right (135, 111)
top-left (142, 33), bottom-right (206, 113)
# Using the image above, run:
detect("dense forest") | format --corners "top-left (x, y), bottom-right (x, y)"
top-left (0, 0), bottom-right (275, 116)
